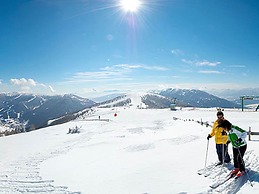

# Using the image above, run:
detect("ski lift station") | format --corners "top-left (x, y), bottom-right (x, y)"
top-left (240, 95), bottom-right (259, 111)
top-left (170, 103), bottom-right (177, 111)
top-left (170, 98), bottom-right (177, 111)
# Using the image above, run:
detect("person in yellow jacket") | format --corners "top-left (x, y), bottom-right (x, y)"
top-left (207, 111), bottom-right (231, 165)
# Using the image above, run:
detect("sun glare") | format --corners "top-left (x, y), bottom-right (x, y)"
top-left (119, 0), bottom-right (142, 13)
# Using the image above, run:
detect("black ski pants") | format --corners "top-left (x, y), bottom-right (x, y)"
top-left (233, 144), bottom-right (247, 172)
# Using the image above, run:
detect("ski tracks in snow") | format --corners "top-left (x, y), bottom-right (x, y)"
top-left (124, 118), bottom-right (200, 152)
top-left (199, 150), bottom-right (259, 194)
top-left (0, 131), bottom-right (93, 193)
top-left (0, 155), bottom-right (78, 194)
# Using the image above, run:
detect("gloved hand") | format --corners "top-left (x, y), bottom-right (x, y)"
top-left (235, 138), bottom-right (242, 144)
top-left (207, 134), bottom-right (212, 140)
top-left (221, 130), bottom-right (227, 136)
top-left (234, 138), bottom-right (243, 147)
top-left (226, 140), bottom-right (230, 145)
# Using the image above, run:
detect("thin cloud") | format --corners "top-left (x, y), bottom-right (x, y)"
top-left (116, 64), bottom-right (142, 69)
top-left (195, 60), bottom-right (221, 66)
top-left (171, 49), bottom-right (184, 56)
top-left (112, 64), bottom-right (169, 71)
top-left (229, 65), bottom-right (246, 68)
top-left (198, 70), bottom-right (223, 74)
top-left (142, 65), bottom-right (169, 71)
top-left (181, 59), bottom-right (193, 65)
top-left (103, 64), bottom-right (142, 71)
top-left (182, 59), bottom-right (221, 67)
top-left (171, 75), bottom-right (186, 78)
top-left (67, 71), bottom-right (132, 83)
top-left (67, 63), bottom-right (169, 83)
top-left (75, 71), bottom-right (125, 79)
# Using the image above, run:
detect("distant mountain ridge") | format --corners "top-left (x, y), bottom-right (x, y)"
top-left (155, 88), bottom-right (240, 108)
top-left (0, 89), bottom-right (241, 135)
top-left (91, 89), bottom-right (239, 109)
top-left (205, 88), bottom-right (259, 101)
top-left (94, 93), bottom-right (180, 109)
top-left (0, 93), bottom-right (95, 131)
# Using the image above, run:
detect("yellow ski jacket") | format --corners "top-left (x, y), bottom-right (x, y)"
top-left (209, 119), bottom-right (228, 144)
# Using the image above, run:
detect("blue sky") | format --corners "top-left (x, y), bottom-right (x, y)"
top-left (0, 0), bottom-right (259, 98)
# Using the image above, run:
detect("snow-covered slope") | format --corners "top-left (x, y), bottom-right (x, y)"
top-left (127, 92), bottom-right (148, 108)
top-left (0, 107), bottom-right (259, 193)
top-left (97, 92), bottom-right (178, 109)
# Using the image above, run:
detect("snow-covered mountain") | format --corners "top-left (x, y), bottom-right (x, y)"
top-left (154, 88), bottom-right (240, 108)
top-left (94, 89), bottom-right (241, 109)
top-left (206, 87), bottom-right (259, 101)
top-left (0, 88), bottom-right (245, 135)
top-left (95, 92), bottom-right (189, 109)
top-left (0, 93), bottom-right (95, 131)
top-left (90, 93), bottom-right (126, 103)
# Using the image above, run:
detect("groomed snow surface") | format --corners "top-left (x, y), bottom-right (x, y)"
top-left (0, 107), bottom-right (259, 194)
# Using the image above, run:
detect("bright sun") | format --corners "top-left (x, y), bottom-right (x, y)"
top-left (119, 0), bottom-right (142, 13)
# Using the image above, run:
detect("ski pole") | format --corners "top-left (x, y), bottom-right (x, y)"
top-left (222, 137), bottom-right (225, 166)
top-left (237, 147), bottom-right (253, 187)
top-left (205, 139), bottom-right (209, 167)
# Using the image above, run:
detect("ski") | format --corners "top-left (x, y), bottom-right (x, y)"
top-left (198, 162), bottom-right (231, 177)
top-left (235, 175), bottom-right (242, 180)
top-left (215, 174), bottom-right (247, 193)
top-left (211, 172), bottom-right (247, 189)
top-left (209, 173), bottom-right (235, 189)
top-left (197, 162), bottom-right (218, 175)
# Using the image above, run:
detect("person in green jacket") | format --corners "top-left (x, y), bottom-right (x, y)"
top-left (217, 119), bottom-right (247, 178)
